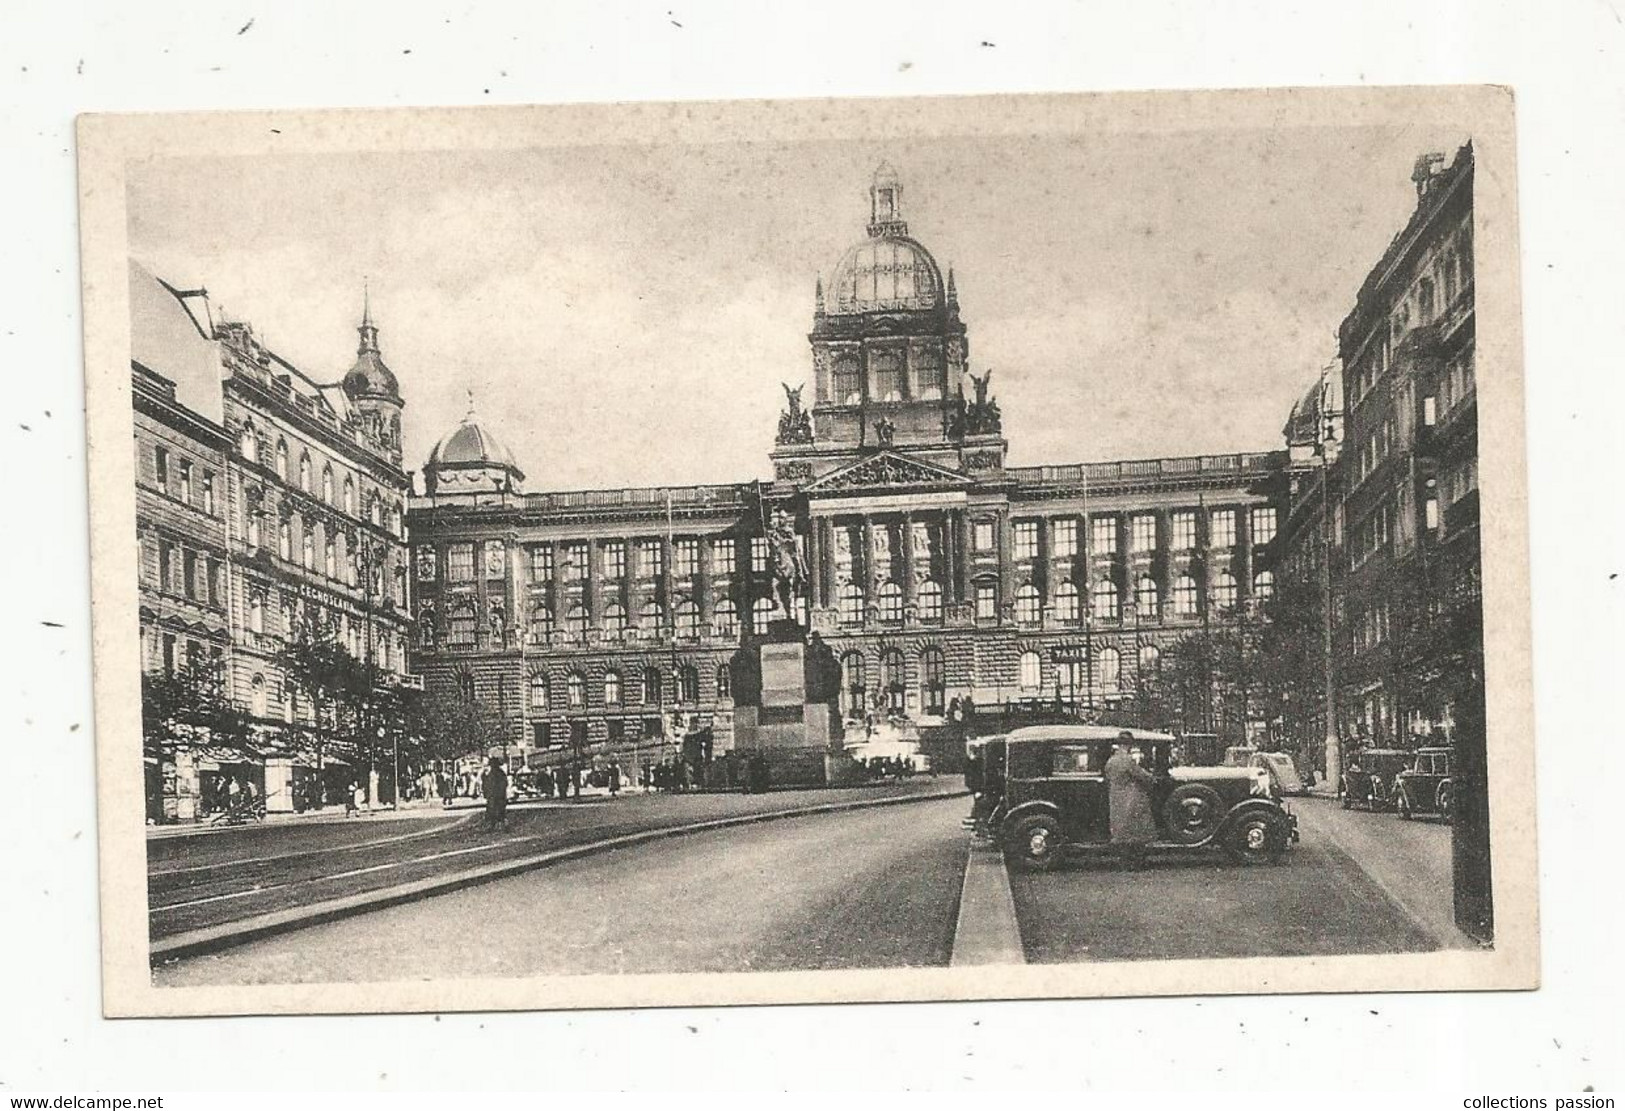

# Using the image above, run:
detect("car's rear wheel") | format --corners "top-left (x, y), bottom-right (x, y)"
top-left (1396, 789), bottom-right (1412, 820)
top-left (1006, 814), bottom-right (1064, 873)
top-left (1222, 811), bottom-right (1290, 865)
top-left (1164, 783), bottom-right (1225, 844)
top-left (1437, 782), bottom-right (1453, 825)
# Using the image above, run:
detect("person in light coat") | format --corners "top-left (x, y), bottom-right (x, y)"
top-left (1103, 733), bottom-right (1158, 870)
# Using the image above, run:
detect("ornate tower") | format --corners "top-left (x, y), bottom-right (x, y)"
top-left (339, 285), bottom-right (406, 464)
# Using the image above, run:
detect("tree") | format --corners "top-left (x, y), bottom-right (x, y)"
top-left (407, 687), bottom-right (509, 772)
top-left (141, 662), bottom-right (255, 764)
top-left (273, 616), bottom-right (363, 806)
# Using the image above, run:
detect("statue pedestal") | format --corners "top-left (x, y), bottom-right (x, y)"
top-left (728, 621), bottom-right (840, 788)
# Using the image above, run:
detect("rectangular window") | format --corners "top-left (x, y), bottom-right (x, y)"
top-left (182, 550), bottom-right (198, 599)
top-left (973, 521), bottom-right (996, 553)
top-left (532, 721), bottom-right (551, 748)
top-left (1422, 395), bottom-right (1437, 427)
top-left (673, 539), bottom-right (699, 577)
top-left (711, 539), bottom-right (736, 576)
top-left (1051, 519), bottom-right (1078, 558)
top-left (602, 540), bottom-right (626, 580)
top-left (606, 719), bottom-right (626, 744)
top-left (202, 471), bottom-right (216, 515)
top-left (206, 557), bottom-right (220, 605)
top-left (1090, 517), bottom-right (1118, 555)
top-left (530, 545), bottom-right (553, 582)
top-left (1130, 514), bottom-right (1157, 553)
top-left (1425, 496), bottom-right (1440, 531)
top-left (563, 542), bottom-right (589, 582)
top-left (974, 582), bottom-right (997, 620)
top-left (179, 460), bottom-right (193, 505)
top-left (1171, 511), bottom-right (1197, 551)
top-left (1210, 509), bottom-right (1237, 548)
top-left (640, 540), bottom-right (665, 578)
top-left (750, 536), bottom-right (769, 574)
top-left (447, 543), bottom-right (474, 582)
top-left (1250, 506), bottom-right (1278, 547)
top-left (1012, 521), bottom-right (1039, 560)
top-left (162, 633), bottom-right (176, 675)
top-left (154, 446), bottom-right (169, 490)
top-left (158, 541), bottom-right (173, 592)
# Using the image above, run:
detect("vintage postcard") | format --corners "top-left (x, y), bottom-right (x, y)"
top-left (78, 86), bottom-right (1536, 1017)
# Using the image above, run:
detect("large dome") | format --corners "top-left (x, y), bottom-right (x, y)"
top-left (428, 415), bottom-right (520, 471)
top-left (827, 235), bottom-right (945, 315)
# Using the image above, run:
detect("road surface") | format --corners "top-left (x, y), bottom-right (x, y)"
top-left (155, 795), bottom-right (971, 984)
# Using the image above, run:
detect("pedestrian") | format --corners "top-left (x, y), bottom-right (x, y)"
top-left (1104, 733), bottom-right (1158, 870)
top-left (439, 769), bottom-right (455, 809)
top-left (608, 762), bottom-right (621, 797)
top-left (481, 757), bottom-right (509, 827)
top-left (344, 779), bottom-right (360, 818)
top-left (538, 767), bottom-right (554, 800)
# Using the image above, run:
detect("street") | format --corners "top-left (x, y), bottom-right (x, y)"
top-left (154, 789), bottom-right (1462, 986)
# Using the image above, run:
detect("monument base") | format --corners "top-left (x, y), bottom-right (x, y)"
top-left (727, 622), bottom-right (841, 788)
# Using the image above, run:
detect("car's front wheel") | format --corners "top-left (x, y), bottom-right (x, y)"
top-left (1006, 813), bottom-right (1065, 873)
top-left (1222, 811), bottom-right (1290, 865)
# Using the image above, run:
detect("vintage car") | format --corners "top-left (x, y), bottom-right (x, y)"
top-left (1340, 748), bottom-right (1412, 811)
top-left (1393, 746), bottom-right (1454, 822)
top-left (970, 724), bottom-right (1298, 871)
top-left (1249, 751), bottom-right (1309, 796)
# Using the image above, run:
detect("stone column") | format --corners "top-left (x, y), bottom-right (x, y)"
top-left (901, 511), bottom-right (916, 612)
top-left (587, 534), bottom-right (602, 628)
top-left (861, 517), bottom-right (875, 598)
top-left (697, 530), bottom-right (714, 627)
top-left (943, 510), bottom-right (958, 604)
top-left (998, 510), bottom-right (1014, 617)
top-left (547, 543), bottom-right (562, 644)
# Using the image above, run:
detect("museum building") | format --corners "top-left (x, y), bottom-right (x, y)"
top-left (407, 165), bottom-right (1289, 769)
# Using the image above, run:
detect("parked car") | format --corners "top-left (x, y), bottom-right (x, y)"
top-left (1394, 746), bottom-right (1454, 823)
top-left (1340, 748), bottom-right (1412, 811)
top-left (1250, 751), bottom-right (1309, 796)
top-left (975, 725), bottom-right (1298, 871)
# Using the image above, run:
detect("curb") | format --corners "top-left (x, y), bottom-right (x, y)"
top-left (151, 787), bottom-right (969, 963)
top-left (949, 839), bottom-right (1027, 967)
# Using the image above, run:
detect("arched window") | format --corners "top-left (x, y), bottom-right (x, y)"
top-left (880, 648), bottom-right (906, 712)
top-left (1253, 570), bottom-right (1276, 603)
top-left (1212, 572), bottom-right (1238, 613)
top-left (642, 667), bottom-right (663, 706)
top-left (324, 535), bottom-right (337, 579)
top-left (566, 604), bottom-right (589, 638)
top-left (751, 596), bottom-right (774, 635)
top-left (239, 423), bottom-right (258, 463)
top-left (566, 673), bottom-right (586, 709)
top-left (250, 674), bottom-right (267, 717)
top-left (1092, 577), bottom-right (1120, 620)
top-left (921, 646), bottom-right (946, 715)
top-left (871, 349), bottom-right (904, 402)
top-left (1057, 661), bottom-right (1085, 706)
top-left (1099, 647), bottom-right (1121, 693)
top-left (1172, 575), bottom-right (1199, 617)
top-left (604, 670), bottom-right (622, 706)
top-left (529, 604), bottom-right (553, 645)
top-left (833, 353), bottom-right (862, 405)
top-left (369, 495), bottom-right (382, 527)
top-left (674, 599), bottom-right (700, 638)
top-left (457, 671), bottom-right (475, 703)
top-left (282, 677), bottom-right (296, 723)
top-left (1014, 583), bottom-right (1041, 625)
top-left (298, 453), bottom-right (312, 493)
top-left (917, 580), bottom-right (943, 623)
top-left (301, 526), bottom-right (315, 570)
top-left (716, 664), bottom-right (732, 701)
top-left (248, 592), bottom-right (264, 634)
top-left (841, 652), bottom-right (866, 717)
top-left (1054, 580), bottom-right (1080, 623)
top-left (639, 600), bottom-right (663, 637)
top-left (877, 581), bottom-right (903, 624)
top-left (343, 476), bottom-right (355, 516)
top-left (678, 665), bottom-right (700, 705)
top-left (711, 598), bottom-right (738, 638)
top-left (278, 518), bottom-right (292, 561)
top-left (1136, 575), bottom-right (1160, 618)
top-left (448, 606), bottom-right (477, 649)
top-left (529, 671), bottom-right (549, 711)
top-left (246, 503), bottom-right (262, 549)
top-left (838, 584), bottom-right (865, 626)
top-left (321, 466), bottom-right (333, 504)
top-left (274, 439), bottom-right (288, 481)
top-left (1018, 650), bottom-right (1042, 691)
top-left (1138, 644), bottom-right (1161, 676)
top-left (603, 602), bottom-right (627, 636)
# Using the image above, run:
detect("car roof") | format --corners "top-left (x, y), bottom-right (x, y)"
top-left (1005, 724), bottom-right (1178, 744)
top-left (1353, 748), bottom-right (1411, 756)
top-left (1415, 746), bottom-right (1453, 754)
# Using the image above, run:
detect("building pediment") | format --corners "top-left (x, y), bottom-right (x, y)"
top-left (805, 450), bottom-right (972, 494)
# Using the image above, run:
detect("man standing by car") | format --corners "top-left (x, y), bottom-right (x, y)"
top-left (1105, 732), bottom-right (1158, 870)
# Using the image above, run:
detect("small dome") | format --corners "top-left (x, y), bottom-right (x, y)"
top-left (428, 415), bottom-right (520, 471)
top-left (828, 234), bottom-right (944, 314)
top-left (342, 349), bottom-right (400, 401)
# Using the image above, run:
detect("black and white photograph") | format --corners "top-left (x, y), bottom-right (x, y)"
top-left (78, 86), bottom-right (1535, 1016)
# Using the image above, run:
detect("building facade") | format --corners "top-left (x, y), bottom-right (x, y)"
top-left (1276, 143), bottom-right (1479, 755)
top-left (408, 167), bottom-right (1290, 775)
top-left (132, 262), bottom-right (414, 819)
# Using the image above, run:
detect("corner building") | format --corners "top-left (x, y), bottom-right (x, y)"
top-left (408, 167), bottom-right (1287, 771)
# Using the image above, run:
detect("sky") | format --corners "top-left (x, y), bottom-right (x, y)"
top-left (126, 122), bottom-right (1470, 492)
